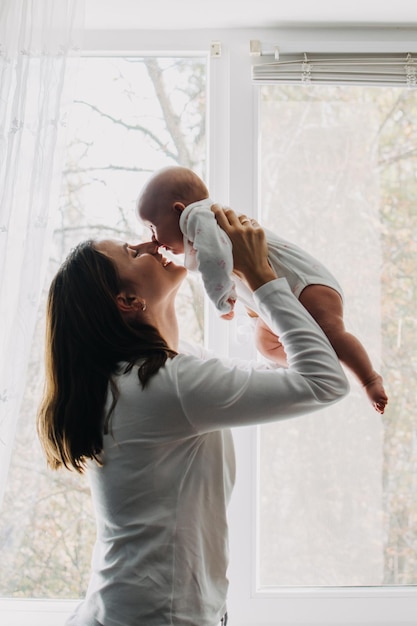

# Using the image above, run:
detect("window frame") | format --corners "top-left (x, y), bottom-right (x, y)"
top-left (224, 27), bottom-right (417, 625)
top-left (2, 25), bottom-right (417, 626)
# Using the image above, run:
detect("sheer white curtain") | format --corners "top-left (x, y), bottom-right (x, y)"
top-left (0, 0), bottom-right (85, 505)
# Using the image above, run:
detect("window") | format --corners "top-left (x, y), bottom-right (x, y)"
top-left (0, 52), bottom-right (206, 602)
top-left (225, 48), bottom-right (417, 625)
top-left (257, 83), bottom-right (417, 587)
top-left (1, 27), bottom-right (416, 626)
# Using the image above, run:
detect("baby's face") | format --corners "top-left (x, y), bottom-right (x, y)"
top-left (141, 205), bottom-right (184, 255)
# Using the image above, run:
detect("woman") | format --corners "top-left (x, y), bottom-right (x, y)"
top-left (37, 208), bottom-right (348, 626)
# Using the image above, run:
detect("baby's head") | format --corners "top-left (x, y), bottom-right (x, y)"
top-left (137, 166), bottom-right (209, 254)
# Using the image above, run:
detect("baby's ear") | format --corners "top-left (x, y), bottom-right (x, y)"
top-left (173, 202), bottom-right (185, 215)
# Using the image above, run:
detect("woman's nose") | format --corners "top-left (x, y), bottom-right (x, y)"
top-left (144, 240), bottom-right (159, 253)
top-left (129, 241), bottom-right (159, 255)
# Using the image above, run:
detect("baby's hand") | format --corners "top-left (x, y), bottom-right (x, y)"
top-left (220, 297), bottom-right (236, 321)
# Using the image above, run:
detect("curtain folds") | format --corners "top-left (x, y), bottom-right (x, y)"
top-left (252, 52), bottom-right (417, 87)
top-left (0, 0), bottom-right (85, 506)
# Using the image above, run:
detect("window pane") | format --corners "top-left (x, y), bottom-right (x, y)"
top-left (258, 85), bottom-right (417, 587)
top-left (0, 55), bottom-right (206, 599)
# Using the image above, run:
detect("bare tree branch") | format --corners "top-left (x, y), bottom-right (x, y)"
top-left (378, 147), bottom-right (417, 169)
top-left (63, 165), bottom-right (154, 175)
top-left (73, 99), bottom-right (179, 161)
top-left (143, 59), bottom-right (192, 166)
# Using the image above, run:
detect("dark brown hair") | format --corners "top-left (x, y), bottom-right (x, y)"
top-left (37, 240), bottom-right (176, 473)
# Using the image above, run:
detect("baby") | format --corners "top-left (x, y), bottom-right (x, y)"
top-left (137, 166), bottom-right (388, 414)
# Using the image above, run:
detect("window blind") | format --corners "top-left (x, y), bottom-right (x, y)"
top-left (251, 52), bottom-right (417, 87)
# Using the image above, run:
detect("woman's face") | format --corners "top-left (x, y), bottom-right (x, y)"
top-left (94, 239), bottom-right (187, 306)
top-left (140, 204), bottom-right (185, 255)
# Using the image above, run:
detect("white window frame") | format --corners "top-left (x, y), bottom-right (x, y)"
top-left (1, 25), bottom-right (417, 626)
top-left (223, 26), bottom-right (417, 626)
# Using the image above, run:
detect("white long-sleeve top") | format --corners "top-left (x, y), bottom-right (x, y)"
top-left (179, 199), bottom-right (344, 315)
top-left (66, 278), bottom-right (349, 626)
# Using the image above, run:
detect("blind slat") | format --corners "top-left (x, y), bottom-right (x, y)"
top-left (251, 52), bottom-right (417, 87)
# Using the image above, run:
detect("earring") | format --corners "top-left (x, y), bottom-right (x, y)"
top-left (141, 301), bottom-right (147, 312)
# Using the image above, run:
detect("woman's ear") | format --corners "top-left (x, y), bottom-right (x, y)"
top-left (116, 294), bottom-right (133, 313)
top-left (116, 294), bottom-right (145, 313)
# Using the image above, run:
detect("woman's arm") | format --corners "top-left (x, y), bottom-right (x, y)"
top-left (174, 277), bottom-right (349, 432)
top-left (173, 209), bottom-right (349, 432)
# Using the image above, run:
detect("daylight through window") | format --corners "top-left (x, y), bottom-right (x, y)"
top-left (0, 55), bottom-right (207, 599)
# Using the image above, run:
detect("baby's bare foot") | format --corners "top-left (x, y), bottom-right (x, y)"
top-left (363, 373), bottom-right (388, 414)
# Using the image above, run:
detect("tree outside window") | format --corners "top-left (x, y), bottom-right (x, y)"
top-left (0, 55), bottom-right (206, 599)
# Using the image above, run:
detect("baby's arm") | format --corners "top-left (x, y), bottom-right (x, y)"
top-left (220, 298), bottom-right (237, 320)
top-left (182, 201), bottom-right (237, 316)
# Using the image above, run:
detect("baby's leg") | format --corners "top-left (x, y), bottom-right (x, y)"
top-left (299, 285), bottom-right (388, 414)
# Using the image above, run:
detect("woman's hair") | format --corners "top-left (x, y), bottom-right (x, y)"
top-left (37, 240), bottom-right (176, 474)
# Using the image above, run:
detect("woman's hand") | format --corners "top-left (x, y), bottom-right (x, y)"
top-left (254, 317), bottom-right (288, 367)
top-left (211, 206), bottom-right (277, 291)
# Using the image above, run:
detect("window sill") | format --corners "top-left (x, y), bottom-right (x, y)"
top-left (0, 599), bottom-right (78, 626)
top-left (2, 590), bottom-right (416, 626)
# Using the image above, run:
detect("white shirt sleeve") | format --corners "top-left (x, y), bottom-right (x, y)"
top-left (173, 278), bottom-right (349, 432)
top-left (179, 338), bottom-right (278, 372)
top-left (179, 200), bottom-right (237, 314)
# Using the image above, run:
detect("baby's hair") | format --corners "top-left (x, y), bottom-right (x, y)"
top-left (137, 166), bottom-right (209, 217)
top-left (168, 168), bottom-right (208, 204)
